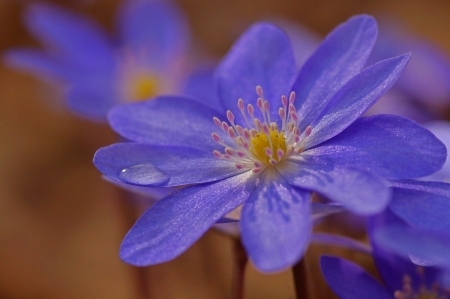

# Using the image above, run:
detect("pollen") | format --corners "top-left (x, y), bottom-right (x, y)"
top-left (250, 125), bottom-right (287, 164)
top-left (211, 85), bottom-right (312, 172)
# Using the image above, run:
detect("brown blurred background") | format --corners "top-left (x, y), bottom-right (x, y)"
top-left (1, 0), bottom-right (450, 298)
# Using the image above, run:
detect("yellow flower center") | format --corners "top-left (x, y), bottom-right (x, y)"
top-left (250, 127), bottom-right (287, 165)
top-left (211, 85), bottom-right (312, 173)
top-left (130, 73), bottom-right (160, 101)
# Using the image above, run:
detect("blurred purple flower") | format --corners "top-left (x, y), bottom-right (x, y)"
top-left (321, 180), bottom-right (450, 298)
top-left (366, 19), bottom-right (450, 122)
top-left (4, 0), bottom-right (215, 121)
top-left (93, 15), bottom-right (446, 272)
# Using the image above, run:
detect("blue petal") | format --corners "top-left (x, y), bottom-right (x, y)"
top-left (368, 210), bottom-right (441, 293)
top-left (240, 168), bottom-right (311, 272)
top-left (422, 121), bottom-right (450, 182)
top-left (308, 114), bottom-right (447, 180)
top-left (293, 15), bottom-right (378, 132)
top-left (320, 256), bottom-right (393, 299)
top-left (374, 225), bottom-right (450, 269)
top-left (67, 76), bottom-right (117, 121)
top-left (389, 180), bottom-right (450, 232)
top-left (118, 0), bottom-right (189, 69)
top-left (25, 3), bottom-right (115, 70)
top-left (94, 143), bottom-right (244, 187)
top-left (182, 67), bottom-right (221, 110)
top-left (3, 48), bottom-right (68, 79)
top-left (120, 171), bottom-right (256, 266)
top-left (302, 54), bottom-right (410, 149)
top-left (108, 96), bottom-right (226, 150)
top-left (215, 22), bottom-right (296, 126)
top-left (279, 158), bottom-right (390, 215)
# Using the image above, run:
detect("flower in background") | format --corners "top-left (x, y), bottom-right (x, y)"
top-left (366, 19), bottom-right (450, 123)
top-left (93, 15), bottom-right (446, 272)
top-left (4, 0), bottom-right (215, 121)
top-left (320, 179), bottom-right (450, 298)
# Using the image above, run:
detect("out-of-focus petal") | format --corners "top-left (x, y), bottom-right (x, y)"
top-left (118, 0), bottom-right (189, 69)
top-left (368, 210), bottom-right (441, 292)
top-left (320, 256), bottom-right (393, 299)
top-left (307, 114), bottom-right (446, 180)
top-left (120, 171), bottom-right (256, 266)
top-left (389, 180), bottom-right (450, 232)
top-left (215, 22), bottom-right (296, 126)
top-left (293, 15), bottom-right (378, 132)
top-left (3, 48), bottom-right (69, 79)
top-left (94, 143), bottom-right (245, 187)
top-left (25, 3), bottom-right (115, 70)
top-left (240, 168), bottom-right (311, 272)
top-left (302, 54), bottom-right (410, 149)
top-left (108, 96), bottom-right (226, 150)
top-left (374, 225), bottom-right (450, 269)
top-left (182, 67), bottom-right (221, 110)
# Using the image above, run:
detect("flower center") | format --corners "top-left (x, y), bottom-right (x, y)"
top-left (129, 72), bottom-right (160, 101)
top-left (394, 271), bottom-right (449, 299)
top-left (211, 86), bottom-right (312, 173)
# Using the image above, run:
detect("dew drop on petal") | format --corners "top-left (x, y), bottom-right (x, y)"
top-left (119, 164), bottom-right (169, 185)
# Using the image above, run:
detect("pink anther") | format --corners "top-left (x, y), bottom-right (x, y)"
top-left (256, 85), bottom-right (264, 98)
top-left (305, 126), bottom-right (312, 137)
top-left (211, 132), bottom-right (221, 142)
top-left (225, 147), bottom-right (235, 156)
top-left (236, 163), bottom-right (244, 170)
top-left (277, 149), bottom-right (285, 159)
top-left (226, 110), bottom-right (235, 124)
top-left (237, 151), bottom-right (246, 157)
top-left (238, 98), bottom-right (245, 111)
top-left (257, 98), bottom-right (264, 110)
top-left (222, 121), bottom-right (229, 132)
top-left (213, 150), bottom-right (222, 158)
top-left (213, 117), bottom-right (222, 128)
top-left (289, 91), bottom-right (296, 104)
top-left (291, 111), bottom-right (299, 123)
top-left (228, 127), bottom-right (236, 139)
top-left (282, 95), bottom-right (288, 108)
top-left (247, 104), bottom-right (255, 117)
top-left (262, 123), bottom-right (270, 135)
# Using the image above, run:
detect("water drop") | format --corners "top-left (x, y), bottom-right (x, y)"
top-left (119, 164), bottom-right (169, 186)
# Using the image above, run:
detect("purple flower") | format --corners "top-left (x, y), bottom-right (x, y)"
top-left (320, 254), bottom-right (447, 299)
top-left (4, 0), bottom-right (214, 121)
top-left (93, 15), bottom-right (446, 272)
top-left (321, 180), bottom-right (450, 298)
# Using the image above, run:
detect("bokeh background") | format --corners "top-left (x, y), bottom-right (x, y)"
top-left (1, 0), bottom-right (450, 298)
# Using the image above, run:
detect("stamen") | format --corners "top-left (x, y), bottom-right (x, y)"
top-left (256, 85), bottom-right (264, 98)
top-left (211, 86), bottom-right (307, 172)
